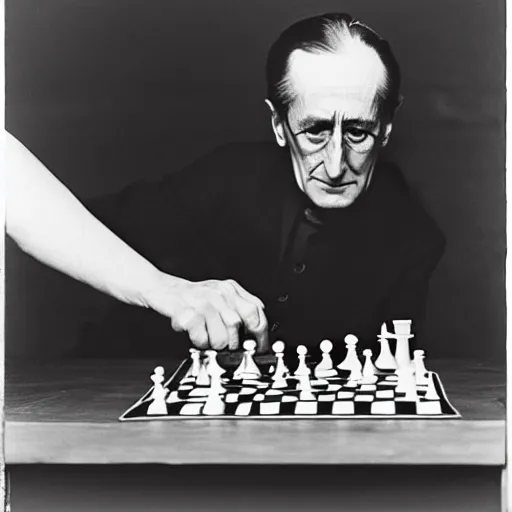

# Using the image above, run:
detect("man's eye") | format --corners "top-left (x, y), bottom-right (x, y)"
top-left (304, 129), bottom-right (330, 142)
top-left (345, 129), bottom-right (370, 143)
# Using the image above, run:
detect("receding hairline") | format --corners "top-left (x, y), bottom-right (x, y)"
top-left (274, 27), bottom-right (391, 114)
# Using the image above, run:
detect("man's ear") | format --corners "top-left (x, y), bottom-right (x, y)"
top-left (381, 122), bottom-right (393, 147)
top-left (265, 99), bottom-right (287, 147)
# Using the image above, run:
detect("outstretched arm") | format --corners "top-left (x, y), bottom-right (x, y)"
top-left (5, 132), bottom-right (268, 352)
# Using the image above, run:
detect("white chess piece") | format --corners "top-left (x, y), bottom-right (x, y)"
top-left (202, 375), bottom-right (226, 415)
top-left (297, 373), bottom-right (315, 400)
top-left (361, 349), bottom-right (378, 384)
top-left (393, 320), bottom-right (413, 370)
top-left (272, 341), bottom-right (289, 378)
top-left (314, 340), bottom-right (338, 378)
top-left (413, 350), bottom-right (429, 386)
top-left (195, 356), bottom-right (210, 386)
top-left (344, 364), bottom-right (363, 388)
top-left (337, 334), bottom-right (362, 372)
top-left (294, 345), bottom-right (310, 376)
top-left (147, 367), bottom-right (168, 415)
top-left (205, 350), bottom-right (226, 378)
top-left (234, 340), bottom-right (261, 379)
top-left (375, 323), bottom-right (398, 370)
top-left (424, 372), bottom-right (440, 400)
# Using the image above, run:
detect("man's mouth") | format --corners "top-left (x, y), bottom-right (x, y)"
top-left (312, 177), bottom-right (357, 189)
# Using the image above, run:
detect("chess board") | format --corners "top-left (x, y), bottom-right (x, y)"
top-left (119, 357), bottom-right (461, 420)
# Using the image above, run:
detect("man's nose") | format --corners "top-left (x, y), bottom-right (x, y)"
top-left (324, 134), bottom-right (345, 181)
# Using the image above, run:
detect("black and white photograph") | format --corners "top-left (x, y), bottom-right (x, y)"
top-left (3, 1), bottom-right (507, 510)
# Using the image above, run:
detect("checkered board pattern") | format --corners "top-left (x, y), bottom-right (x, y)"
top-left (119, 359), bottom-right (461, 420)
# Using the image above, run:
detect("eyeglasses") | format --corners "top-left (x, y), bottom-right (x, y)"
top-left (285, 118), bottom-right (380, 156)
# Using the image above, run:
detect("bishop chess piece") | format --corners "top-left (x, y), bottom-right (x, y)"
top-left (147, 366), bottom-right (168, 415)
top-left (234, 339), bottom-right (262, 379)
top-left (337, 334), bottom-right (362, 373)
top-left (375, 323), bottom-right (398, 371)
top-left (314, 340), bottom-right (338, 378)
top-left (413, 349), bottom-right (429, 386)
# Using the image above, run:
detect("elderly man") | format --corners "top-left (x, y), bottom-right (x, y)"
top-left (80, 13), bottom-right (445, 358)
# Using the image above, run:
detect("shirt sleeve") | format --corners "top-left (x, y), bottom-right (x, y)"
top-left (85, 144), bottom-right (237, 270)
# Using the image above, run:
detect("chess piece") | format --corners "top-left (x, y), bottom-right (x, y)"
top-left (147, 367), bottom-right (168, 415)
top-left (314, 340), bottom-right (338, 378)
top-left (375, 323), bottom-right (398, 370)
top-left (396, 365), bottom-right (416, 398)
top-left (205, 350), bottom-right (226, 378)
top-left (361, 349), bottom-right (378, 384)
top-left (344, 365), bottom-right (363, 388)
top-left (234, 340), bottom-right (262, 379)
top-left (184, 348), bottom-right (201, 379)
top-left (413, 350), bottom-right (429, 386)
top-left (272, 341), bottom-right (289, 378)
top-left (297, 373), bottom-right (315, 400)
top-left (195, 356), bottom-right (210, 386)
top-left (202, 375), bottom-right (226, 415)
top-left (294, 345), bottom-right (310, 376)
top-left (424, 372), bottom-right (440, 400)
top-left (393, 320), bottom-right (413, 370)
top-left (337, 334), bottom-right (362, 372)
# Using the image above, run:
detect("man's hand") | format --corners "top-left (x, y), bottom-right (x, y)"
top-left (142, 273), bottom-right (269, 353)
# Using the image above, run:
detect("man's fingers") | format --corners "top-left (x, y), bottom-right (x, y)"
top-left (187, 319), bottom-right (209, 350)
top-left (228, 280), bottom-right (265, 309)
top-left (204, 310), bottom-right (229, 351)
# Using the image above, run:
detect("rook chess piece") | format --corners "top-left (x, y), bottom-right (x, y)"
top-left (393, 320), bottom-right (413, 370)
top-left (314, 340), bottom-right (338, 378)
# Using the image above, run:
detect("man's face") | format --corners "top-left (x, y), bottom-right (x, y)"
top-left (270, 42), bottom-right (392, 209)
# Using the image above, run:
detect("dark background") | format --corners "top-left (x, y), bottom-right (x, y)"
top-left (5, 0), bottom-right (506, 361)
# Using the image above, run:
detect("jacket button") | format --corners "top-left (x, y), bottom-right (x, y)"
top-left (277, 294), bottom-right (289, 303)
top-left (293, 263), bottom-right (306, 274)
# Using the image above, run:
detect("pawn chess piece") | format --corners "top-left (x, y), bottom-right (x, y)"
top-left (147, 366), bottom-right (168, 415)
top-left (195, 356), bottom-right (210, 386)
top-left (424, 372), bottom-right (440, 400)
top-left (314, 340), bottom-right (338, 378)
top-left (234, 340), bottom-right (261, 379)
top-left (297, 373), bottom-right (315, 400)
top-left (272, 341), bottom-right (289, 378)
top-left (271, 341), bottom-right (289, 389)
top-left (413, 350), bottom-right (429, 386)
top-left (186, 348), bottom-right (202, 378)
top-left (294, 345), bottom-right (311, 376)
top-left (375, 323), bottom-right (398, 371)
top-left (202, 375), bottom-right (226, 415)
top-left (361, 349), bottom-right (378, 384)
top-left (337, 334), bottom-right (362, 372)
top-left (205, 350), bottom-right (226, 378)
top-left (344, 365), bottom-right (363, 388)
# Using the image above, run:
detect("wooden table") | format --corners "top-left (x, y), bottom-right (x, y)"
top-left (5, 357), bottom-right (506, 466)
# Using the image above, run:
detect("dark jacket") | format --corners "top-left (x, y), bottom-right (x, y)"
top-left (78, 142), bottom-right (445, 358)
